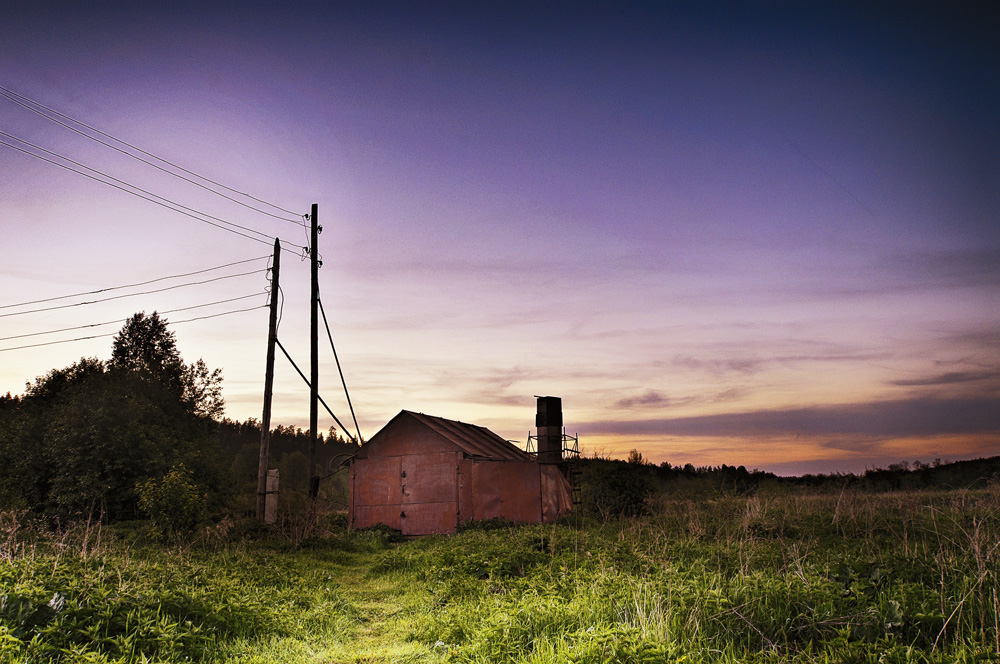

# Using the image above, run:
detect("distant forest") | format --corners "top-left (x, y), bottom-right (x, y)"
top-left (575, 452), bottom-right (1000, 518)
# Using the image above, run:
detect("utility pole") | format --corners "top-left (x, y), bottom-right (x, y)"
top-left (257, 238), bottom-right (281, 521)
top-left (308, 203), bottom-right (320, 499)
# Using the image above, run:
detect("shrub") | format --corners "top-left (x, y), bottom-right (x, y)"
top-left (579, 458), bottom-right (657, 518)
top-left (136, 464), bottom-right (205, 542)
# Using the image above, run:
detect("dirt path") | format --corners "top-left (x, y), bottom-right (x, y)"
top-left (318, 562), bottom-right (442, 663)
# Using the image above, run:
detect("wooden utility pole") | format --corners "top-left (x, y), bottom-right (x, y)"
top-left (308, 203), bottom-right (320, 499)
top-left (257, 238), bottom-right (281, 521)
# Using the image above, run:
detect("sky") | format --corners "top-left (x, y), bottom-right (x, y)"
top-left (1, 1), bottom-right (997, 476)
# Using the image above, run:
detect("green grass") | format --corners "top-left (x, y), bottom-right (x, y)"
top-left (2, 487), bottom-right (998, 662)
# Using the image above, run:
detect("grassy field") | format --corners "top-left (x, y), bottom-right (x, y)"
top-left (2, 487), bottom-right (998, 663)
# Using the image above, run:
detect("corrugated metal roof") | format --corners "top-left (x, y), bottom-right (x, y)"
top-left (404, 410), bottom-right (528, 461)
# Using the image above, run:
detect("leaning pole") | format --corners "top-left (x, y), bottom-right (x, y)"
top-left (257, 238), bottom-right (281, 521)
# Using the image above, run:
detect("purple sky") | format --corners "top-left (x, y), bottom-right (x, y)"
top-left (2, 2), bottom-right (997, 475)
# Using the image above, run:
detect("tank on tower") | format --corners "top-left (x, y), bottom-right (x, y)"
top-left (535, 395), bottom-right (563, 463)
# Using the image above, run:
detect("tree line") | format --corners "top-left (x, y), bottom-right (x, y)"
top-left (576, 449), bottom-right (1000, 518)
top-left (0, 312), bottom-right (356, 525)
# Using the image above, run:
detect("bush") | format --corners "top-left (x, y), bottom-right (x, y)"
top-left (136, 464), bottom-right (205, 542)
top-left (579, 458), bottom-right (657, 518)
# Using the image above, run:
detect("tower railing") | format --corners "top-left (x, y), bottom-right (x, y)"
top-left (523, 430), bottom-right (580, 459)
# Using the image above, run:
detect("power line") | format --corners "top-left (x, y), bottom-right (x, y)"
top-left (0, 304), bottom-right (266, 353)
top-left (0, 293), bottom-right (264, 342)
top-left (0, 138), bottom-right (278, 247)
top-left (169, 304), bottom-right (267, 326)
top-left (0, 269), bottom-right (264, 318)
top-left (266, 253), bottom-right (287, 332)
top-left (0, 332), bottom-right (110, 353)
top-left (1, 131), bottom-right (278, 240)
top-left (318, 295), bottom-right (362, 444)
top-left (1, 136), bottom-right (308, 259)
top-left (274, 337), bottom-right (357, 444)
top-left (0, 256), bottom-right (268, 310)
top-left (0, 85), bottom-right (305, 224)
top-left (785, 138), bottom-right (879, 220)
top-left (0, 133), bottom-right (277, 244)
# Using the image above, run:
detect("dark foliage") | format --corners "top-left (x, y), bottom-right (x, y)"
top-left (574, 451), bottom-right (1000, 517)
top-left (219, 418), bottom-right (358, 509)
top-left (217, 418), bottom-right (357, 469)
top-left (0, 313), bottom-right (227, 522)
top-left (577, 453), bottom-right (659, 518)
top-left (790, 456), bottom-right (1000, 492)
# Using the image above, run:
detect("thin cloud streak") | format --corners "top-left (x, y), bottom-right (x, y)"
top-left (890, 370), bottom-right (1000, 387)
top-left (616, 390), bottom-right (671, 409)
top-left (581, 396), bottom-right (1000, 439)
